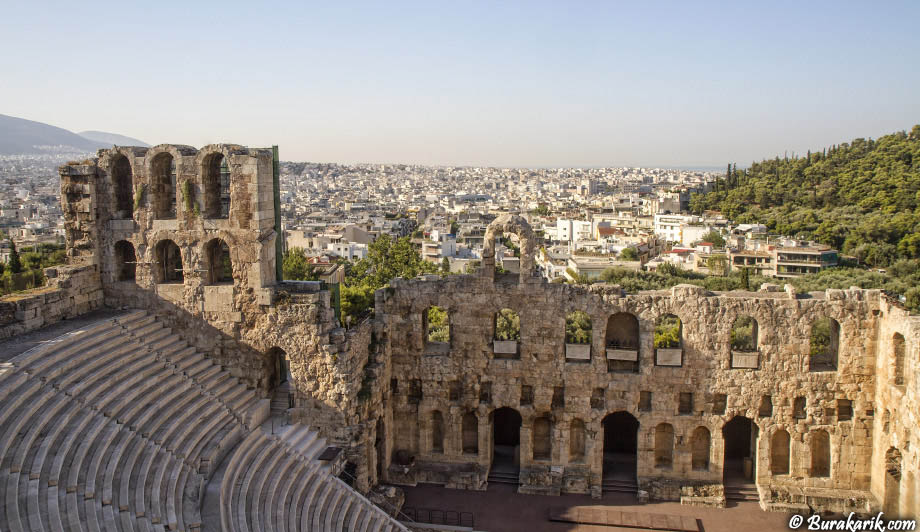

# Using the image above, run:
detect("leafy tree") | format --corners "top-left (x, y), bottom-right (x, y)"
top-left (565, 311), bottom-right (592, 344)
top-left (705, 255), bottom-right (728, 276)
top-left (530, 204), bottom-right (550, 216)
top-left (8, 240), bottom-right (22, 274)
top-left (698, 230), bottom-right (726, 248)
top-left (282, 247), bottom-right (317, 281)
top-left (341, 235), bottom-right (438, 323)
top-left (691, 126), bottom-right (920, 268)
top-left (618, 247), bottom-right (639, 261)
top-left (494, 308), bottom-right (520, 341)
top-left (441, 256), bottom-right (450, 273)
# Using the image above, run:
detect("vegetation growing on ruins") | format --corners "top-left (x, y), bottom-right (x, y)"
top-left (809, 317), bottom-right (833, 359)
top-left (730, 316), bottom-right (757, 352)
top-left (426, 306), bottom-right (449, 343)
top-left (654, 315), bottom-right (681, 349)
top-left (494, 308), bottom-right (521, 341)
top-left (180, 180), bottom-right (200, 217)
top-left (565, 311), bottom-right (592, 344)
top-left (133, 184), bottom-right (146, 211)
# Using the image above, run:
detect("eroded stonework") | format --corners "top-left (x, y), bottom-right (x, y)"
top-left (1, 145), bottom-right (913, 518)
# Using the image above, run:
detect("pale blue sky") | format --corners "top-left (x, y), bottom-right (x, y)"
top-left (2, 0), bottom-right (918, 167)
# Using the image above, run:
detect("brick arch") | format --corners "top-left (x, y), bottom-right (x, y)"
top-left (482, 214), bottom-right (536, 283)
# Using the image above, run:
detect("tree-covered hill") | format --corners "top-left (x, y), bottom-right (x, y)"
top-left (690, 125), bottom-right (920, 267)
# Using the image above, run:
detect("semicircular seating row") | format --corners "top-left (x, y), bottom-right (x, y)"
top-left (220, 425), bottom-right (409, 532)
top-left (0, 310), bottom-right (267, 532)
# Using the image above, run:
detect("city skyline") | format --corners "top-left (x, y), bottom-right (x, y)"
top-left (2, 0), bottom-right (918, 167)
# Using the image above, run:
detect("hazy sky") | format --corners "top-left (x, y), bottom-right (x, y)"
top-left (2, 0), bottom-right (919, 167)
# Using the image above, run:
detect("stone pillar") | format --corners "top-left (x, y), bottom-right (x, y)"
top-left (60, 161), bottom-right (101, 266)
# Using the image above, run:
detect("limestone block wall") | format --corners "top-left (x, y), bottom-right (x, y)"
top-left (871, 299), bottom-right (920, 518)
top-left (0, 264), bottom-right (103, 341)
top-left (378, 275), bottom-right (880, 506)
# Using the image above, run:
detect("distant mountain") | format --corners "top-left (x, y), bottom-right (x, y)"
top-left (0, 114), bottom-right (105, 155)
top-left (0, 114), bottom-right (148, 156)
top-left (77, 130), bottom-right (149, 147)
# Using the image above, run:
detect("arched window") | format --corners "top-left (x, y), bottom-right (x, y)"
top-left (425, 306), bottom-right (449, 351)
top-left (532, 415), bottom-right (552, 461)
top-left (569, 419), bottom-right (586, 462)
top-left (892, 333), bottom-right (905, 386)
top-left (151, 153), bottom-right (176, 219)
top-left (606, 312), bottom-right (640, 372)
top-left (203, 239), bottom-right (233, 285)
top-left (730, 316), bottom-right (758, 352)
top-left (431, 411), bottom-right (444, 453)
top-left (462, 412), bottom-right (478, 455)
top-left (202, 152), bottom-right (231, 218)
top-left (481, 214), bottom-right (535, 283)
top-left (810, 429), bottom-right (830, 477)
top-left (606, 312), bottom-right (639, 350)
top-left (771, 429), bottom-right (790, 475)
top-left (111, 155), bottom-right (133, 218)
top-left (114, 240), bottom-right (136, 281)
top-left (654, 423), bottom-right (674, 468)
top-left (691, 426), bottom-right (710, 471)
top-left (493, 308), bottom-right (521, 359)
top-left (154, 240), bottom-right (183, 283)
top-left (810, 317), bottom-right (840, 371)
top-left (565, 311), bottom-right (592, 361)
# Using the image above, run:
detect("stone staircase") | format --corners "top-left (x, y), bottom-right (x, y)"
top-left (725, 482), bottom-right (760, 502)
top-left (0, 310), bottom-right (268, 532)
top-left (602, 477), bottom-right (639, 494)
top-left (220, 424), bottom-right (409, 532)
top-left (487, 469), bottom-right (520, 486)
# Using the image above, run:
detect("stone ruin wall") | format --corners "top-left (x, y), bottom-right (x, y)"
top-left (871, 298), bottom-right (920, 519)
top-left (0, 152), bottom-right (913, 515)
top-left (49, 145), bottom-right (390, 492)
top-left (378, 276), bottom-right (883, 504)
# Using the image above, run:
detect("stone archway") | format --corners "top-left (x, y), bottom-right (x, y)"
top-left (490, 407), bottom-right (522, 482)
top-left (602, 411), bottom-right (639, 487)
top-left (885, 447), bottom-right (902, 516)
top-left (723, 416), bottom-right (758, 482)
top-left (481, 214), bottom-right (536, 284)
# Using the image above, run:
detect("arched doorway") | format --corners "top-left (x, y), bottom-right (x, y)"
top-left (490, 407), bottom-right (522, 483)
top-left (723, 416), bottom-right (758, 482)
top-left (375, 417), bottom-right (386, 481)
top-left (266, 347), bottom-right (289, 389)
top-left (602, 411), bottom-right (639, 488)
top-left (884, 447), bottom-right (901, 516)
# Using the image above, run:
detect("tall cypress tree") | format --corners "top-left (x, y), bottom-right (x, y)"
top-left (9, 240), bottom-right (22, 274)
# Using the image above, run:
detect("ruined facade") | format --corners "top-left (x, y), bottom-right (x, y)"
top-left (1, 148), bottom-right (917, 520)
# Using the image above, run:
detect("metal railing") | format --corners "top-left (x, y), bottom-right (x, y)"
top-left (402, 507), bottom-right (475, 528)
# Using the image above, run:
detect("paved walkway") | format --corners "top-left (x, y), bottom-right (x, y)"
top-left (403, 483), bottom-right (793, 532)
